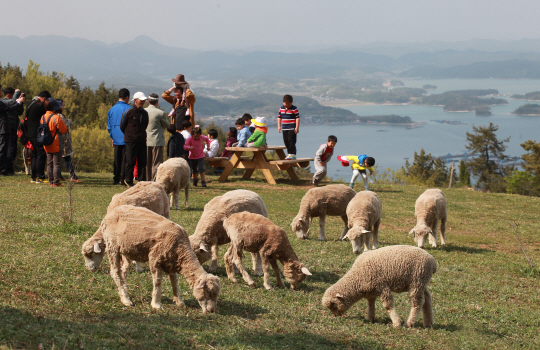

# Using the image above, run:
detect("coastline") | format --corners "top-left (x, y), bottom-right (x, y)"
top-left (318, 99), bottom-right (413, 107)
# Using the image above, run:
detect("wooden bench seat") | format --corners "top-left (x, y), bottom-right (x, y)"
top-left (268, 158), bottom-right (313, 170)
top-left (207, 156), bottom-right (251, 167)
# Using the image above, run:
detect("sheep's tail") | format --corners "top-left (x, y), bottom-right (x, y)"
top-left (431, 259), bottom-right (438, 275)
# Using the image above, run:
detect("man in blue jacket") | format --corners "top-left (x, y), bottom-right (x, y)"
top-left (107, 88), bottom-right (131, 185)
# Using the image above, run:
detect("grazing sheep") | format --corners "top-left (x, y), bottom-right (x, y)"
top-left (189, 189), bottom-right (268, 274)
top-left (223, 212), bottom-right (312, 290)
top-left (155, 157), bottom-right (190, 209)
top-left (101, 205), bottom-right (221, 313)
top-left (409, 189), bottom-right (447, 248)
top-left (344, 191), bottom-right (382, 254)
top-left (322, 245), bottom-right (437, 328)
top-left (291, 184), bottom-right (356, 241)
top-left (81, 181), bottom-right (170, 272)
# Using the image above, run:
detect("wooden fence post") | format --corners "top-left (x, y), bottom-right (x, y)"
top-left (448, 161), bottom-right (455, 188)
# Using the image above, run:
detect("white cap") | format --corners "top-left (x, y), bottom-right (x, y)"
top-left (132, 92), bottom-right (148, 101)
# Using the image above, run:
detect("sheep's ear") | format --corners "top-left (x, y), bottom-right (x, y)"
top-left (428, 228), bottom-right (434, 235)
top-left (343, 232), bottom-right (350, 240)
top-left (298, 218), bottom-right (303, 223)
top-left (196, 279), bottom-right (206, 289)
top-left (361, 230), bottom-right (371, 234)
top-left (93, 242), bottom-right (101, 253)
top-left (301, 265), bottom-right (312, 276)
top-left (408, 229), bottom-right (415, 236)
top-left (336, 293), bottom-right (344, 300)
top-left (199, 243), bottom-right (209, 253)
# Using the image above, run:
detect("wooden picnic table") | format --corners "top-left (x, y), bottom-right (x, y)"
top-left (207, 145), bottom-right (313, 185)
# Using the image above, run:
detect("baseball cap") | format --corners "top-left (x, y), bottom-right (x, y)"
top-left (132, 92), bottom-right (148, 101)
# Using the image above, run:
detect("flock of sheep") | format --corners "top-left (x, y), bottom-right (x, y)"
top-left (81, 157), bottom-right (448, 328)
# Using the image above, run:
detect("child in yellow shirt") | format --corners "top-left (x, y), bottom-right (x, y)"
top-left (337, 154), bottom-right (375, 190)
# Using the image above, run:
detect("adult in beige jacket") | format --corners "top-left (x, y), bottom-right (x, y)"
top-left (145, 94), bottom-right (170, 180)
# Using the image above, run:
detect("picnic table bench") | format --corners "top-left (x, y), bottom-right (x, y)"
top-left (207, 145), bottom-right (313, 185)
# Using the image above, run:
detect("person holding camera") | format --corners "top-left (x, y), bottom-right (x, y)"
top-left (0, 84), bottom-right (26, 176)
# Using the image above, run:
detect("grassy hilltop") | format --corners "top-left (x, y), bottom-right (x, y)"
top-left (0, 173), bottom-right (539, 349)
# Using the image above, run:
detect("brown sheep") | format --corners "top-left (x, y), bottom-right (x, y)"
top-left (291, 184), bottom-right (356, 241)
top-left (101, 205), bottom-right (221, 313)
top-left (223, 212), bottom-right (312, 290)
top-left (322, 245), bottom-right (437, 328)
top-left (409, 189), bottom-right (447, 248)
top-left (155, 157), bottom-right (190, 209)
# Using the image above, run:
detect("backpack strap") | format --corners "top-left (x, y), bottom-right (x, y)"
top-left (41, 113), bottom-right (58, 140)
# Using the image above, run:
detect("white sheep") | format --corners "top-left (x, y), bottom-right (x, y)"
top-left (101, 205), bottom-right (221, 313)
top-left (189, 189), bottom-right (268, 274)
top-left (344, 191), bottom-right (382, 254)
top-left (223, 212), bottom-right (312, 290)
top-left (291, 184), bottom-right (356, 241)
top-left (322, 245), bottom-right (437, 328)
top-left (81, 181), bottom-right (171, 272)
top-left (155, 157), bottom-right (190, 209)
top-left (409, 189), bottom-right (447, 248)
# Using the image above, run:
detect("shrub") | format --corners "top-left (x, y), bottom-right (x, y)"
top-left (71, 126), bottom-right (114, 173)
top-left (506, 170), bottom-right (540, 196)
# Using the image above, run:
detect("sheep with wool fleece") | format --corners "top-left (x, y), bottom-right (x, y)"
top-left (223, 212), bottom-right (312, 290)
top-left (322, 245), bottom-right (437, 328)
top-left (291, 184), bottom-right (356, 241)
top-left (189, 189), bottom-right (268, 274)
top-left (155, 157), bottom-right (190, 209)
top-left (409, 189), bottom-right (447, 248)
top-left (81, 181), bottom-right (170, 272)
top-left (100, 205), bottom-right (221, 313)
top-left (344, 190), bottom-right (382, 254)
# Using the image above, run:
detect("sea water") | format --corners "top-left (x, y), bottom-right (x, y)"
top-left (265, 79), bottom-right (540, 181)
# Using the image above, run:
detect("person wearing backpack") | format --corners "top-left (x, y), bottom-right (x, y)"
top-left (41, 98), bottom-right (67, 187)
top-left (26, 91), bottom-right (52, 183)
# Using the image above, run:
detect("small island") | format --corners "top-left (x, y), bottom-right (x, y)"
top-left (422, 84), bottom-right (437, 90)
top-left (511, 91), bottom-right (540, 100)
top-left (475, 106), bottom-right (492, 116)
top-left (512, 104), bottom-right (540, 116)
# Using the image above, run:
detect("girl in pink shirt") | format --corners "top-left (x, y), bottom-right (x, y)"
top-left (184, 126), bottom-right (211, 187)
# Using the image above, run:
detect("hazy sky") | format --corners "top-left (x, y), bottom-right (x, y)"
top-left (4, 0), bottom-right (540, 50)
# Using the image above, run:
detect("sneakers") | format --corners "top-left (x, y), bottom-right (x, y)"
top-left (34, 178), bottom-right (48, 184)
top-left (201, 181), bottom-right (207, 188)
top-left (312, 179), bottom-right (319, 187)
top-left (71, 178), bottom-right (83, 183)
top-left (31, 178), bottom-right (37, 183)
top-left (285, 154), bottom-right (296, 160)
top-left (50, 183), bottom-right (63, 187)
top-left (364, 187), bottom-right (369, 191)
top-left (349, 183), bottom-right (354, 188)
top-left (193, 179), bottom-right (198, 187)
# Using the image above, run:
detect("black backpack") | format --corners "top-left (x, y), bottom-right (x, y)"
top-left (37, 114), bottom-right (57, 146)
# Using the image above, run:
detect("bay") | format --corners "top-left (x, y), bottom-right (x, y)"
top-left (265, 79), bottom-right (540, 181)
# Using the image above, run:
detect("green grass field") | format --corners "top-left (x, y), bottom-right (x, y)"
top-left (1, 173), bottom-right (539, 349)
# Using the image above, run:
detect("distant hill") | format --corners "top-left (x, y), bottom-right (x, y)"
top-left (513, 104), bottom-right (540, 115)
top-left (399, 60), bottom-right (540, 79)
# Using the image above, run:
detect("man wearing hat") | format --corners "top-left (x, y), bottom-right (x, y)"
top-left (246, 117), bottom-right (268, 148)
top-left (161, 74), bottom-right (195, 130)
top-left (145, 93), bottom-right (170, 181)
top-left (120, 92), bottom-right (149, 186)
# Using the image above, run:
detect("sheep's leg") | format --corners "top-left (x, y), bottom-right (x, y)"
top-left (372, 220), bottom-right (380, 250)
top-left (362, 233), bottom-right (370, 252)
top-left (231, 246), bottom-right (255, 288)
top-left (110, 253), bottom-right (133, 307)
top-left (422, 289), bottom-right (434, 328)
top-left (440, 216), bottom-right (447, 246)
top-left (366, 297), bottom-right (376, 322)
top-left (270, 259), bottom-right (285, 289)
top-left (150, 266), bottom-right (164, 309)
top-left (184, 185), bottom-right (189, 208)
top-left (169, 273), bottom-right (185, 307)
top-left (429, 223), bottom-right (438, 248)
top-left (405, 288), bottom-right (425, 328)
top-left (208, 244), bottom-right (219, 273)
top-left (318, 215), bottom-right (326, 241)
top-left (172, 187), bottom-right (180, 210)
top-left (339, 215), bottom-right (348, 240)
top-left (224, 245), bottom-right (238, 283)
top-left (380, 290), bottom-right (401, 328)
top-left (261, 256), bottom-right (273, 290)
top-left (251, 252), bottom-right (263, 276)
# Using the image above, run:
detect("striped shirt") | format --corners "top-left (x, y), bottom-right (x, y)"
top-left (278, 105), bottom-right (299, 130)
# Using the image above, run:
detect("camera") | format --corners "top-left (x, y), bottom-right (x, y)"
top-left (21, 93), bottom-right (26, 97)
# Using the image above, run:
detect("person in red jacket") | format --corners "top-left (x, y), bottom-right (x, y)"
top-left (42, 98), bottom-right (67, 187)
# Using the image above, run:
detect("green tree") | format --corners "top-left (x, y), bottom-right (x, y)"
top-left (506, 170), bottom-right (539, 196)
top-left (520, 140), bottom-right (540, 177)
top-left (458, 159), bottom-right (471, 187)
top-left (465, 123), bottom-right (511, 192)
top-left (402, 149), bottom-right (452, 187)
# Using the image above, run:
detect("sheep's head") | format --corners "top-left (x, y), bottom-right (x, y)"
top-left (291, 216), bottom-right (311, 239)
top-left (81, 234), bottom-right (106, 272)
top-left (189, 236), bottom-right (211, 264)
top-left (192, 274), bottom-right (221, 314)
top-left (283, 261), bottom-right (312, 290)
top-left (322, 291), bottom-right (350, 316)
top-left (409, 224), bottom-right (432, 248)
top-left (343, 227), bottom-right (370, 254)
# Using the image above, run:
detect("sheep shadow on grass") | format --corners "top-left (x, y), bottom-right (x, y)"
top-left (214, 300), bottom-right (269, 318)
top-left (434, 244), bottom-right (493, 254)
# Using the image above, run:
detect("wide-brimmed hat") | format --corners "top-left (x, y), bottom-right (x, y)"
top-left (251, 116), bottom-right (266, 127)
top-left (132, 92), bottom-right (148, 101)
top-left (172, 74), bottom-right (187, 85)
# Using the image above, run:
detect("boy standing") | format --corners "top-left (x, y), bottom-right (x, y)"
top-left (277, 94), bottom-right (299, 159)
top-left (312, 135), bottom-right (337, 186)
